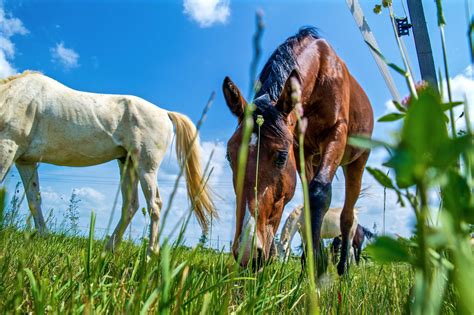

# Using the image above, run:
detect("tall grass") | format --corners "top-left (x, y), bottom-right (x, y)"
top-left (0, 222), bottom-right (415, 313)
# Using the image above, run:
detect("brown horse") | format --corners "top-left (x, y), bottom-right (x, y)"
top-left (223, 27), bottom-right (373, 275)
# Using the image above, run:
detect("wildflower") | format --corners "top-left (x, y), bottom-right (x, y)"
top-left (299, 117), bottom-right (308, 134)
top-left (401, 80), bottom-right (428, 106)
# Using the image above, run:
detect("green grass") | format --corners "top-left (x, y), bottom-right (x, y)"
top-left (0, 227), bottom-right (414, 314)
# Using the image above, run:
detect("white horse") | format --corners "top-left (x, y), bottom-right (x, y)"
top-left (276, 205), bottom-right (358, 261)
top-left (0, 71), bottom-right (216, 254)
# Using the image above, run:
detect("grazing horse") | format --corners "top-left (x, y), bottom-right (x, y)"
top-left (223, 27), bottom-right (373, 274)
top-left (276, 205), bottom-right (358, 261)
top-left (0, 71), bottom-right (216, 254)
top-left (331, 224), bottom-right (374, 264)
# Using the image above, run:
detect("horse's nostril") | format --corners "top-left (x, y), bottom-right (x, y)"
top-left (251, 248), bottom-right (265, 271)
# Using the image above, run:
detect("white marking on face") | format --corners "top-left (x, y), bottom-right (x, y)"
top-left (242, 205), bottom-right (255, 239)
top-left (238, 204), bottom-right (263, 260)
top-left (249, 133), bottom-right (258, 146)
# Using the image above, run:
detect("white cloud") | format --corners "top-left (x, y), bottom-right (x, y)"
top-left (50, 42), bottom-right (80, 70)
top-left (0, 5), bottom-right (28, 78)
top-left (73, 187), bottom-right (105, 203)
top-left (183, 0), bottom-right (230, 28)
top-left (42, 186), bottom-right (62, 203)
top-left (445, 65), bottom-right (474, 131)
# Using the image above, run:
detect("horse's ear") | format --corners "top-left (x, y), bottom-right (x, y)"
top-left (223, 76), bottom-right (246, 118)
top-left (276, 70), bottom-right (301, 117)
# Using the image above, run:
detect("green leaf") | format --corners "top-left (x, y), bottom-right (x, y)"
top-left (384, 148), bottom-right (417, 188)
top-left (366, 236), bottom-right (413, 264)
top-left (442, 170), bottom-right (474, 223)
top-left (392, 100), bottom-right (407, 113)
top-left (402, 89), bottom-right (448, 161)
top-left (348, 136), bottom-right (392, 150)
top-left (365, 41), bottom-right (407, 76)
top-left (366, 167), bottom-right (395, 189)
top-left (387, 88), bottom-right (451, 187)
top-left (378, 112), bottom-right (405, 122)
top-left (441, 101), bottom-right (463, 112)
top-left (434, 134), bottom-right (473, 168)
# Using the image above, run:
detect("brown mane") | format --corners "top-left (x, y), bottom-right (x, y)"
top-left (0, 70), bottom-right (41, 85)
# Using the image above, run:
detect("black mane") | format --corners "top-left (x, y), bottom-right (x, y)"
top-left (255, 26), bottom-right (321, 102)
top-left (361, 226), bottom-right (374, 239)
top-left (252, 95), bottom-right (287, 139)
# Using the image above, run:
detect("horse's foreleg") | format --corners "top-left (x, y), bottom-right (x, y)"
top-left (16, 163), bottom-right (47, 235)
top-left (107, 158), bottom-right (139, 252)
top-left (308, 123), bottom-right (347, 275)
top-left (338, 151), bottom-right (369, 275)
top-left (354, 244), bottom-right (361, 265)
top-left (0, 140), bottom-right (18, 183)
top-left (279, 205), bottom-right (302, 260)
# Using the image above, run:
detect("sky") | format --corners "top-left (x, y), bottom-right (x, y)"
top-left (1, 0), bottom-right (473, 251)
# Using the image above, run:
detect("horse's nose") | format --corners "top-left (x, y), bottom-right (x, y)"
top-left (252, 248), bottom-right (265, 271)
top-left (233, 242), bottom-right (265, 268)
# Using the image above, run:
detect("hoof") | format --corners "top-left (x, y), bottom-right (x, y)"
top-left (147, 247), bottom-right (160, 260)
top-left (105, 238), bottom-right (117, 253)
top-left (37, 227), bottom-right (48, 236)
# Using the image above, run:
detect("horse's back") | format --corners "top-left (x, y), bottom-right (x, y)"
top-left (1, 73), bottom-right (173, 166)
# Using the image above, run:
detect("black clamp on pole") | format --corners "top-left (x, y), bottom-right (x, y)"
top-left (395, 17), bottom-right (412, 37)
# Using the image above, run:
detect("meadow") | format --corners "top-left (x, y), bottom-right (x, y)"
top-left (0, 224), bottom-right (415, 314)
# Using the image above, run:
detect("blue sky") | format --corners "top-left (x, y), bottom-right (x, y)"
top-left (1, 0), bottom-right (473, 250)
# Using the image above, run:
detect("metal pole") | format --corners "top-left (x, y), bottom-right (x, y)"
top-left (346, 0), bottom-right (402, 102)
top-left (406, 0), bottom-right (439, 89)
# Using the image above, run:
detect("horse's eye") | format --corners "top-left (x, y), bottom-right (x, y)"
top-left (275, 151), bottom-right (288, 168)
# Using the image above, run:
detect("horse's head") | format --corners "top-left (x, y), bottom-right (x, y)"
top-left (223, 75), bottom-right (299, 268)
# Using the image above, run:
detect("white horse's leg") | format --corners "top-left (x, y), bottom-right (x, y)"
top-left (349, 247), bottom-right (355, 264)
top-left (139, 169), bottom-right (162, 255)
top-left (106, 158), bottom-right (139, 251)
top-left (0, 140), bottom-right (18, 183)
top-left (16, 163), bottom-right (47, 234)
top-left (278, 205), bottom-right (302, 260)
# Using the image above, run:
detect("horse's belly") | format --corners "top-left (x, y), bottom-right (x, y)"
top-left (19, 133), bottom-right (126, 167)
top-left (321, 220), bottom-right (341, 239)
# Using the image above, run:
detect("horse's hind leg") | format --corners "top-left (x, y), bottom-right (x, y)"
top-left (338, 151), bottom-right (369, 275)
top-left (16, 163), bottom-right (47, 235)
top-left (0, 140), bottom-right (18, 183)
top-left (139, 168), bottom-right (162, 256)
top-left (106, 158), bottom-right (139, 252)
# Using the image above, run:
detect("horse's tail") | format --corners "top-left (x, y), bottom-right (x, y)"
top-left (167, 111), bottom-right (217, 232)
top-left (361, 226), bottom-right (374, 240)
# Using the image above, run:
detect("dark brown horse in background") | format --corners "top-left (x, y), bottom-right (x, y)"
top-left (223, 27), bottom-right (373, 275)
top-left (331, 224), bottom-right (375, 264)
